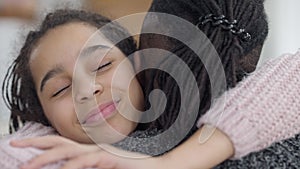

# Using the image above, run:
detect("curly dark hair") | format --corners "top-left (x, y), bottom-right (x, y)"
top-left (137, 0), bottom-right (269, 144)
top-left (2, 9), bottom-right (137, 133)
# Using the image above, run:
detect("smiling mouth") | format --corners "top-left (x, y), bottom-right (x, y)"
top-left (82, 99), bottom-right (120, 126)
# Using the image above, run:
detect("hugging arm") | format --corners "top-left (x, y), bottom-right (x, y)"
top-left (10, 126), bottom-right (233, 169)
top-left (197, 52), bottom-right (300, 158)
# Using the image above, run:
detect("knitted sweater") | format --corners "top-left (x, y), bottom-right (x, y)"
top-left (1, 52), bottom-right (300, 168)
top-left (197, 51), bottom-right (300, 159)
top-left (0, 122), bottom-right (63, 169)
top-left (216, 133), bottom-right (300, 168)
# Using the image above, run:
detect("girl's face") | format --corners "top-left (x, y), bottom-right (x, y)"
top-left (29, 22), bottom-right (144, 144)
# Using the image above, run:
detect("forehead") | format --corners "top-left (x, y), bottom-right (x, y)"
top-left (29, 22), bottom-right (115, 87)
top-left (30, 22), bottom-right (116, 65)
top-left (31, 22), bottom-right (98, 61)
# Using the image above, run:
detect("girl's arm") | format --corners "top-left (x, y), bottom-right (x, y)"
top-left (198, 51), bottom-right (300, 158)
top-left (11, 126), bottom-right (233, 169)
top-left (159, 126), bottom-right (234, 169)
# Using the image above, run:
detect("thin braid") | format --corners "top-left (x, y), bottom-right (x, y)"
top-left (138, 0), bottom-right (268, 148)
top-left (226, 0), bottom-right (234, 20)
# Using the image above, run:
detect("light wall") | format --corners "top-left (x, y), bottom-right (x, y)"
top-left (259, 0), bottom-right (300, 66)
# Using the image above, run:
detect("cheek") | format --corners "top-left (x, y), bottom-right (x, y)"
top-left (98, 70), bottom-right (130, 92)
top-left (107, 116), bottom-right (137, 137)
top-left (113, 67), bottom-right (144, 109)
top-left (129, 79), bottom-right (143, 99)
top-left (111, 67), bottom-right (136, 91)
top-left (40, 98), bottom-right (75, 129)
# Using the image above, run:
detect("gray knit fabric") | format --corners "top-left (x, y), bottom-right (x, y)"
top-left (113, 129), bottom-right (176, 156)
top-left (215, 133), bottom-right (300, 169)
top-left (114, 130), bottom-right (300, 168)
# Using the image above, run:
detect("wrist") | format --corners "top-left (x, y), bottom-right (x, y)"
top-left (158, 153), bottom-right (184, 169)
top-left (157, 126), bottom-right (234, 169)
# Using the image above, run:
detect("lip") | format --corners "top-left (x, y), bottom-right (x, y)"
top-left (82, 99), bottom-right (120, 126)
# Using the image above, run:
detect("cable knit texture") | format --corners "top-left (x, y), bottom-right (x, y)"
top-left (0, 122), bottom-right (63, 169)
top-left (198, 51), bottom-right (300, 158)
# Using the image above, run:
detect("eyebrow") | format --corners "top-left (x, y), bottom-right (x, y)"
top-left (80, 44), bottom-right (111, 58)
top-left (40, 66), bottom-right (64, 92)
top-left (39, 45), bottom-right (111, 92)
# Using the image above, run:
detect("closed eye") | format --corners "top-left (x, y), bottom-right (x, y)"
top-left (96, 62), bottom-right (112, 72)
top-left (52, 85), bottom-right (70, 97)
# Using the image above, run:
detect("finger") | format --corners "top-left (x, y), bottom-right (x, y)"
top-left (20, 145), bottom-right (82, 169)
top-left (62, 149), bottom-right (146, 169)
top-left (20, 144), bottom-right (100, 169)
top-left (10, 135), bottom-right (67, 149)
top-left (61, 151), bottom-right (118, 169)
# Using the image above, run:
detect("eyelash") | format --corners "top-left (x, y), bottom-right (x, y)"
top-left (51, 62), bottom-right (112, 98)
top-left (52, 85), bottom-right (70, 97)
top-left (96, 61), bottom-right (112, 72)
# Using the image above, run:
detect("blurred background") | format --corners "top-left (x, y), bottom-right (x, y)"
top-left (0, 0), bottom-right (299, 136)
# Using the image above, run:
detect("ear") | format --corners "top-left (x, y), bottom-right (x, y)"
top-left (239, 45), bottom-right (263, 73)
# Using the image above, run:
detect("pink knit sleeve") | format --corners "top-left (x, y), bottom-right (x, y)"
top-left (0, 122), bottom-right (64, 169)
top-left (197, 51), bottom-right (300, 158)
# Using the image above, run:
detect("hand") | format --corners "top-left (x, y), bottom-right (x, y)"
top-left (56, 144), bottom-right (164, 169)
top-left (10, 135), bottom-right (165, 169)
top-left (10, 126), bottom-right (233, 169)
top-left (59, 126), bottom-right (234, 169)
top-left (10, 135), bottom-right (100, 169)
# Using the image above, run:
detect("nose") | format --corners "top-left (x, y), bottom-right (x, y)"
top-left (75, 82), bottom-right (103, 104)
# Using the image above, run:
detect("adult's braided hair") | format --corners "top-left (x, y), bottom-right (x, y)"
top-left (137, 0), bottom-right (268, 144)
top-left (2, 9), bottom-right (136, 133)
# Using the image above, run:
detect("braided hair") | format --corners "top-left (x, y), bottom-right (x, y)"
top-left (2, 9), bottom-right (137, 133)
top-left (137, 0), bottom-right (268, 143)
